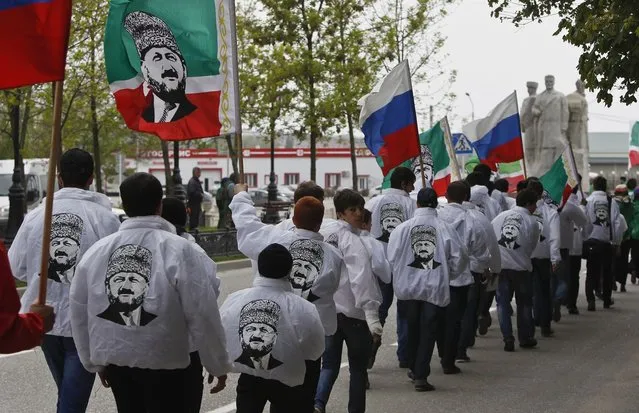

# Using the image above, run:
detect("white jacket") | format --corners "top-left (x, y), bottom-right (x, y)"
top-left (492, 207), bottom-right (540, 272)
top-left (230, 192), bottom-right (342, 335)
top-left (531, 201), bottom-right (561, 263)
top-left (69, 216), bottom-right (230, 376)
top-left (320, 220), bottom-right (381, 323)
top-left (491, 190), bottom-right (510, 213)
top-left (470, 186), bottom-right (501, 222)
top-left (559, 197), bottom-right (589, 250)
top-left (436, 204), bottom-right (476, 287)
top-left (365, 188), bottom-right (416, 248)
top-left (9, 188), bottom-right (120, 337)
top-left (360, 231), bottom-right (392, 284)
top-left (387, 208), bottom-right (468, 307)
top-left (584, 191), bottom-right (623, 245)
top-left (220, 276), bottom-right (325, 387)
top-left (462, 202), bottom-right (502, 275)
top-left (275, 217), bottom-right (337, 232)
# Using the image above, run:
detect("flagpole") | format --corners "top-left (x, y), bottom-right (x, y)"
top-left (442, 116), bottom-right (462, 180)
top-left (566, 140), bottom-right (587, 201)
top-left (403, 61), bottom-right (427, 189)
top-left (37, 81), bottom-right (64, 305)
top-left (513, 89), bottom-right (528, 178)
top-left (228, 0), bottom-right (244, 181)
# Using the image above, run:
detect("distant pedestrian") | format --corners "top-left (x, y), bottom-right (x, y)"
top-left (162, 197), bottom-right (195, 242)
top-left (187, 167), bottom-right (204, 230)
top-left (216, 177), bottom-right (231, 229)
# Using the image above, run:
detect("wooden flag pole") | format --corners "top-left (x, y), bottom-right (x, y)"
top-left (37, 80), bottom-right (64, 305)
top-left (513, 89), bottom-right (528, 178)
top-left (566, 140), bottom-right (587, 201)
top-left (442, 116), bottom-right (462, 181)
top-left (228, 0), bottom-right (244, 182)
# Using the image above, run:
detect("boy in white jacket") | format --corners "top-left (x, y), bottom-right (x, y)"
top-left (388, 188), bottom-right (468, 391)
top-left (492, 188), bottom-right (541, 352)
top-left (221, 244), bottom-right (325, 413)
top-left (70, 173), bottom-right (230, 413)
top-left (315, 189), bottom-right (382, 413)
top-left (276, 181), bottom-right (335, 231)
top-left (10, 148), bottom-right (121, 412)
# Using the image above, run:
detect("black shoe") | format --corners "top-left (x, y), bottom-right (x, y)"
top-left (414, 380), bottom-right (435, 392)
top-left (504, 339), bottom-right (515, 352)
top-left (407, 370), bottom-right (415, 382)
top-left (478, 316), bottom-right (490, 336)
top-left (367, 338), bottom-right (382, 369)
top-left (632, 273), bottom-right (637, 284)
top-left (603, 301), bottom-right (613, 309)
top-left (468, 336), bottom-right (476, 348)
top-left (442, 365), bottom-right (462, 375)
top-left (456, 353), bottom-right (471, 363)
top-left (519, 338), bottom-right (538, 349)
top-left (541, 327), bottom-right (555, 338)
top-left (588, 301), bottom-right (596, 311)
top-left (612, 283), bottom-right (618, 292)
top-left (621, 285), bottom-right (627, 293)
top-left (553, 302), bottom-right (562, 322)
top-left (568, 307), bottom-right (580, 315)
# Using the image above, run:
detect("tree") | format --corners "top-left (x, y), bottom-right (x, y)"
top-left (487, 0), bottom-right (639, 106)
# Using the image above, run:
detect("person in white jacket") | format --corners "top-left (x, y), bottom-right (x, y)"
top-left (364, 166), bottom-right (416, 368)
top-left (467, 171), bottom-right (501, 221)
top-left (525, 179), bottom-right (562, 337)
top-left (583, 176), bottom-right (624, 310)
top-left (494, 178), bottom-right (516, 210)
top-left (220, 244), bottom-right (325, 413)
top-left (566, 187), bottom-right (589, 314)
top-left (9, 148), bottom-right (121, 412)
top-left (275, 181), bottom-right (336, 232)
top-left (387, 188), bottom-right (468, 392)
top-left (315, 189), bottom-right (382, 413)
top-left (69, 173), bottom-right (230, 413)
top-left (492, 188), bottom-right (541, 352)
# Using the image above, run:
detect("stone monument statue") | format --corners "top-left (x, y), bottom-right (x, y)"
top-left (520, 81), bottom-right (538, 168)
top-left (529, 75), bottom-right (569, 176)
top-left (567, 80), bottom-right (589, 180)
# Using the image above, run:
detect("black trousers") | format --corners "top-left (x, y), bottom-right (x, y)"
top-left (459, 273), bottom-right (482, 354)
top-left (402, 300), bottom-right (446, 380)
top-left (566, 255), bottom-right (582, 309)
top-left (585, 243), bottom-right (613, 304)
top-left (532, 258), bottom-right (553, 329)
top-left (189, 203), bottom-right (202, 230)
top-left (437, 285), bottom-right (468, 368)
top-left (106, 352), bottom-right (203, 413)
top-left (236, 359), bottom-right (320, 413)
top-left (615, 240), bottom-right (633, 286)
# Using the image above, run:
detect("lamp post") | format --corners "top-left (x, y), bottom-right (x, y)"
top-left (465, 92), bottom-right (475, 121)
top-left (171, 141), bottom-right (186, 203)
top-left (4, 103), bottom-right (25, 247)
top-left (263, 126), bottom-right (280, 224)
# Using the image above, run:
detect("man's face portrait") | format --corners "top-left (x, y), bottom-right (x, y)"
top-left (595, 206), bottom-right (608, 222)
top-left (413, 163), bottom-right (434, 185)
top-left (502, 223), bottom-right (520, 241)
top-left (107, 272), bottom-right (149, 313)
top-left (414, 240), bottom-right (435, 262)
top-left (49, 237), bottom-right (79, 269)
top-left (382, 216), bottom-right (402, 233)
top-left (142, 46), bottom-right (186, 103)
top-left (240, 322), bottom-right (277, 358)
top-left (291, 259), bottom-right (319, 292)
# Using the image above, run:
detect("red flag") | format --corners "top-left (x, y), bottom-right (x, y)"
top-left (0, 0), bottom-right (72, 89)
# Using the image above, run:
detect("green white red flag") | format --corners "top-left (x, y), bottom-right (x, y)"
top-left (497, 160), bottom-right (525, 193)
top-left (104, 0), bottom-right (239, 141)
top-left (629, 121), bottom-right (639, 169)
top-left (539, 146), bottom-right (579, 208)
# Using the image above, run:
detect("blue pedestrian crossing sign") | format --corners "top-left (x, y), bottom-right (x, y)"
top-left (452, 133), bottom-right (473, 155)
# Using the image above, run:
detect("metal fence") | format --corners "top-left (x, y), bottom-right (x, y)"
top-left (192, 229), bottom-right (240, 257)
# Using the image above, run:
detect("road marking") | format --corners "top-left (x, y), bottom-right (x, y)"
top-left (0, 349), bottom-right (35, 359)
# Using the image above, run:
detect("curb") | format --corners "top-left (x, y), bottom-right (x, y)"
top-left (216, 258), bottom-right (251, 272)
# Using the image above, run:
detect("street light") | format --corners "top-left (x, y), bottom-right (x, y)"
top-left (263, 129), bottom-right (280, 224)
top-left (465, 92), bottom-right (475, 121)
top-left (4, 104), bottom-right (25, 247)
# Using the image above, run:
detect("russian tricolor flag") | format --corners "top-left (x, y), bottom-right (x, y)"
top-left (0, 0), bottom-right (72, 89)
top-left (359, 61), bottom-right (421, 175)
top-left (462, 92), bottom-right (524, 170)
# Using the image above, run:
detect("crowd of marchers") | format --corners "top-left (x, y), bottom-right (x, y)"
top-left (0, 148), bottom-right (631, 413)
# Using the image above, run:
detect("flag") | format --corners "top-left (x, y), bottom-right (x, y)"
top-left (497, 160), bottom-right (525, 193)
top-left (359, 60), bottom-right (420, 175)
top-left (539, 147), bottom-right (578, 208)
top-left (462, 92), bottom-right (523, 170)
top-left (104, 0), bottom-right (239, 141)
top-left (378, 121), bottom-right (451, 196)
top-left (630, 121), bottom-right (639, 169)
top-left (0, 0), bottom-right (72, 89)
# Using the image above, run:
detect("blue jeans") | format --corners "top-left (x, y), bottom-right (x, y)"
top-left (42, 335), bottom-right (96, 413)
top-left (532, 258), bottom-right (552, 329)
top-left (315, 314), bottom-right (372, 413)
top-left (401, 300), bottom-right (445, 380)
top-left (496, 270), bottom-right (535, 343)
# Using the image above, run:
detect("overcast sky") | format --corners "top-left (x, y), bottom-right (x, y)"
top-left (436, 0), bottom-right (638, 133)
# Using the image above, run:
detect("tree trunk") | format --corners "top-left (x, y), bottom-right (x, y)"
top-left (347, 112), bottom-right (358, 191)
top-left (90, 93), bottom-right (103, 193)
top-left (225, 134), bottom-right (239, 175)
top-left (161, 140), bottom-right (173, 196)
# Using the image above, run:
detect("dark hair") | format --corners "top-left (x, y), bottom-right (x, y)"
top-left (473, 163), bottom-right (492, 180)
top-left (258, 244), bottom-right (293, 279)
top-left (417, 188), bottom-right (438, 208)
top-left (516, 188), bottom-right (538, 208)
top-left (362, 208), bottom-right (372, 225)
top-left (333, 189), bottom-right (364, 213)
top-left (446, 181), bottom-right (470, 204)
top-left (627, 178), bottom-right (637, 190)
top-left (526, 179), bottom-right (544, 199)
top-left (161, 197), bottom-right (188, 235)
top-left (120, 173), bottom-right (163, 217)
top-left (59, 148), bottom-right (94, 188)
top-left (229, 173), bottom-right (239, 184)
top-left (294, 181), bottom-right (324, 203)
top-left (465, 171), bottom-right (485, 187)
top-left (593, 176), bottom-right (607, 191)
top-left (390, 166), bottom-right (416, 189)
top-left (494, 178), bottom-right (509, 193)
top-left (516, 179), bottom-right (528, 193)
top-left (192, 167), bottom-right (200, 175)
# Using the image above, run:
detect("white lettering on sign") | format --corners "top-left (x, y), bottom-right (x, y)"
top-left (296, 149), bottom-right (304, 157)
top-left (243, 149), bottom-right (251, 157)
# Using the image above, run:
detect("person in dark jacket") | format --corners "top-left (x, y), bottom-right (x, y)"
top-left (187, 167), bottom-right (204, 230)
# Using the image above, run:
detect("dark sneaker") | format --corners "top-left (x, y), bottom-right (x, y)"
top-left (568, 307), bottom-right (580, 315)
top-left (414, 380), bottom-right (435, 392)
top-left (587, 301), bottom-right (596, 311)
top-left (553, 302), bottom-right (562, 322)
top-left (519, 338), bottom-right (538, 349)
top-left (367, 338), bottom-right (382, 369)
top-left (442, 365), bottom-right (462, 375)
top-left (478, 316), bottom-right (490, 336)
top-left (541, 327), bottom-right (555, 338)
top-left (407, 370), bottom-right (415, 382)
top-left (456, 353), bottom-right (471, 363)
top-left (621, 285), bottom-right (627, 293)
top-left (612, 283), bottom-right (618, 292)
top-left (504, 339), bottom-right (515, 352)
top-left (603, 301), bottom-right (613, 309)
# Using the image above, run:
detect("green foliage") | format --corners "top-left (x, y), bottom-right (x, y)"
top-left (487, 0), bottom-right (639, 106)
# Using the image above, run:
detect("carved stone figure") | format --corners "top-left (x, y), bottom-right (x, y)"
top-left (521, 81), bottom-right (538, 167)
top-left (567, 80), bottom-right (590, 179)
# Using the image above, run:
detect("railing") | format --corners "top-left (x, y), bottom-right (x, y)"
top-left (192, 229), bottom-right (240, 257)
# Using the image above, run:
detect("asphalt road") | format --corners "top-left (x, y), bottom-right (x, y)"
top-left (2, 264), bottom-right (639, 413)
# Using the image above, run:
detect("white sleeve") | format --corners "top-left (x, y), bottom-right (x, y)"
top-left (229, 191), bottom-right (279, 259)
top-left (445, 224), bottom-right (469, 280)
top-left (370, 239), bottom-right (392, 284)
top-left (296, 302), bottom-right (326, 361)
top-left (308, 247), bottom-right (341, 305)
top-left (180, 249), bottom-right (231, 377)
top-left (387, 224), bottom-right (403, 268)
top-left (480, 215), bottom-right (501, 273)
top-left (549, 211), bottom-right (562, 263)
top-left (469, 223), bottom-right (492, 273)
top-left (566, 202), bottom-right (588, 229)
top-left (8, 215), bottom-right (32, 282)
top-left (344, 235), bottom-right (380, 313)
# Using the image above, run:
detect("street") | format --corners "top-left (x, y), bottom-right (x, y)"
top-left (2, 264), bottom-right (639, 413)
